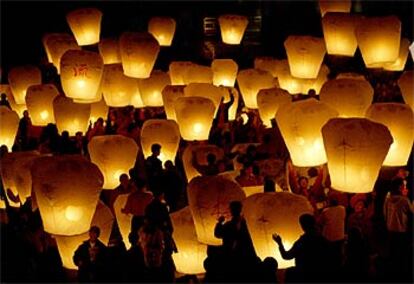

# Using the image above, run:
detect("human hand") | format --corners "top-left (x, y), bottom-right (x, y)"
top-left (272, 233), bottom-right (282, 245)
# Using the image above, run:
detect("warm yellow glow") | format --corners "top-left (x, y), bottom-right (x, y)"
top-left (26, 84), bottom-right (58, 126)
top-left (184, 83), bottom-right (223, 116)
top-left (211, 59), bottom-right (238, 87)
top-left (65, 206), bottom-right (83, 222)
top-left (43, 33), bottom-right (80, 73)
top-left (218, 15), bottom-right (249, 45)
top-left (8, 65), bottom-right (42, 104)
top-left (148, 17), bottom-right (176, 46)
top-left (237, 69), bottom-right (276, 109)
top-left (383, 38), bottom-right (410, 71)
top-left (319, 0), bottom-right (351, 16)
top-left (53, 96), bottom-right (91, 136)
top-left (0, 107), bottom-right (19, 151)
top-left (66, 8), bottom-right (102, 46)
top-left (182, 64), bottom-right (213, 85)
top-left (90, 99), bottom-right (109, 123)
top-left (162, 86), bottom-right (185, 119)
top-left (257, 87), bottom-right (292, 128)
top-left (398, 71), bottom-right (413, 110)
top-left (113, 194), bottom-right (133, 249)
top-left (169, 61), bottom-right (195, 85)
top-left (254, 57), bottom-right (281, 77)
top-left (102, 64), bottom-right (138, 107)
top-left (241, 113), bottom-right (249, 125)
top-left (98, 38), bottom-right (121, 64)
top-left (139, 70), bottom-right (171, 107)
top-left (301, 64), bottom-right (330, 95)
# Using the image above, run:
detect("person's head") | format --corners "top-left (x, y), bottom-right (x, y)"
top-left (263, 257), bottom-right (278, 272)
top-left (23, 110), bottom-right (29, 118)
top-left (298, 176), bottom-right (309, 189)
top-left (206, 153), bottom-right (216, 165)
top-left (328, 196), bottom-right (339, 207)
top-left (89, 226), bottom-right (100, 241)
top-left (151, 143), bottom-right (161, 157)
top-left (229, 201), bottom-right (242, 217)
top-left (0, 145), bottom-right (8, 157)
top-left (96, 117), bottom-right (104, 126)
top-left (1, 93), bottom-right (7, 100)
top-left (307, 167), bottom-right (318, 178)
top-left (62, 130), bottom-right (69, 139)
top-left (164, 160), bottom-right (174, 170)
top-left (390, 177), bottom-right (405, 196)
top-left (354, 200), bottom-right (366, 213)
top-left (75, 131), bottom-right (82, 139)
top-left (264, 177), bottom-right (276, 192)
top-left (299, 214), bottom-right (316, 233)
top-left (119, 173), bottom-right (129, 187)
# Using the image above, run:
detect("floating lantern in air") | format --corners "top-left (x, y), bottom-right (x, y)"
top-left (171, 207), bottom-right (207, 275)
top-left (276, 60), bottom-right (307, 95)
top-left (355, 16), bottom-right (401, 67)
top-left (322, 118), bottom-right (393, 193)
top-left (98, 38), bottom-right (121, 64)
top-left (8, 65), bottom-right (42, 105)
top-left (257, 87), bottom-right (292, 128)
top-left (184, 83), bottom-right (223, 114)
top-left (141, 119), bottom-right (180, 165)
top-left (148, 17), bottom-right (176, 46)
top-left (211, 59), bottom-right (238, 87)
top-left (174, 97), bottom-right (215, 141)
top-left (383, 38), bottom-right (410, 71)
top-left (114, 194), bottom-right (133, 249)
top-left (31, 155), bottom-right (103, 235)
top-left (0, 106), bottom-right (19, 150)
top-left (102, 64), bottom-right (137, 107)
top-left (366, 103), bottom-right (414, 166)
top-left (243, 192), bottom-right (313, 268)
top-left (276, 99), bottom-right (338, 167)
top-left (254, 57), bottom-right (280, 77)
top-left (90, 98), bottom-right (109, 124)
top-left (130, 85), bottom-right (145, 108)
top-left (320, 79), bottom-right (373, 117)
top-left (169, 61), bottom-right (195, 85)
top-left (237, 69), bottom-right (276, 109)
top-left (66, 8), bottom-right (102, 46)
top-left (284, 36), bottom-right (326, 79)
top-left (162, 85), bottom-right (185, 121)
top-left (301, 64), bottom-right (330, 95)
top-left (183, 64), bottom-right (213, 85)
top-left (44, 33), bottom-right (80, 73)
top-left (319, 0), bottom-right (351, 16)
top-left (25, 84), bottom-right (59, 126)
top-left (322, 12), bottom-right (359, 56)
top-left (60, 50), bottom-right (104, 103)
top-left (42, 33), bottom-right (60, 63)
top-left (188, 176), bottom-right (246, 245)
top-left (119, 32), bottom-right (160, 78)
top-left (218, 15), bottom-right (249, 45)
top-left (53, 96), bottom-right (91, 136)
top-left (398, 71), bottom-right (413, 110)
top-left (88, 135), bottom-right (139, 189)
top-left (139, 70), bottom-right (171, 107)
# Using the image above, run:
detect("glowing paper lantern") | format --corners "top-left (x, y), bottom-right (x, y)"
top-left (31, 155), bottom-right (103, 235)
top-left (184, 83), bottom-right (223, 113)
top-left (169, 61), bottom-right (195, 85)
top-left (366, 103), bottom-right (414, 166)
top-left (102, 64), bottom-right (137, 107)
top-left (355, 16), bottom-right (401, 67)
top-left (119, 32), bottom-right (160, 78)
top-left (243, 192), bottom-right (313, 268)
top-left (182, 64), bottom-right (213, 85)
top-left (139, 70), bottom-right (171, 107)
top-left (171, 206), bottom-right (207, 274)
top-left (383, 38), bottom-right (410, 71)
top-left (66, 8), bottom-right (102, 46)
top-left (148, 17), bottom-right (176, 46)
top-left (90, 98), bottom-right (109, 123)
top-left (188, 176), bottom-right (246, 245)
top-left (218, 15), bottom-right (248, 45)
top-left (322, 12), bottom-right (359, 56)
top-left (98, 38), bottom-right (121, 64)
top-left (174, 97), bottom-right (215, 141)
top-left (322, 118), bottom-right (393, 193)
top-left (254, 57), bottom-right (280, 77)
top-left (257, 87), bottom-right (291, 128)
top-left (44, 33), bottom-right (80, 73)
top-left (276, 60), bottom-right (308, 95)
top-left (140, 119), bottom-right (180, 165)
top-left (42, 33), bottom-right (59, 63)
top-left (88, 135), bottom-right (139, 189)
top-left (8, 65), bottom-right (42, 105)
top-left (53, 96), bottom-right (91, 136)
top-left (398, 71), bottom-right (413, 110)
top-left (276, 99), bottom-right (338, 167)
top-left (237, 69), bottom-right (276, 109)
top-left (320, 79), bottom-right (373, 117)
top-left (25, 84), bottom-right (58, 126)
top-left (114, 194), bottom-right (133, 249)
top-left (284, 36), bottom-right (326, 79)
top-left (130, 86), bottom-right (145, 108)
top-left (211, 59), bottom-right (238, 87)
top-left (0, 106), bottom-right (19, 150)
top-left (1, 84), bottom-right (25, 118)
top-left (319, 0), bottom-right (351, 16)
top-left (162, 85), bottom-right (185, 121)
top-left (410, 42), bottom-right (414, 62)
top-left (301, 64), bottom-right (330, 95)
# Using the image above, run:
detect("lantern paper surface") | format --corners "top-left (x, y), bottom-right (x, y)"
top-left (130, 86), bottom-right (145, 108)
top-left (237, 69), bottom-right (276, 109)
top-left (284, 36), bottom-right (326, 79)
top-left (90, 98), bottom-right (109, 123)
top-left (26, 84), bottom-right (59, 126)
top-left (254, 57), bottom-right (280, 77)
top-left (98, 38), bottom-right (121, 64)
top-left (320, 79), bottom-right (373, 117)
top-left (0, 85), bottom-right (26, 118)
top-left (212, 59), bottom-right (238, 87)
top-left (114, 193), bottom-right (133, 249)
top-left (102, 64), bottom-right (137, 107)
top-left (383, 38), bottom-right (410, 71)
top-left (8, 65), bottom-right (42, 104)
top-left (169, 61), bottom-right (195, 85)
top-left (148, 17), bottom-right (176, 46)
top-left (188, 176), bottom-right (246, 245)
top-left (88, 135), bottom-right (139, 189)
top-left (322, 118), bottom-right (393, 193)
top-left (257, 87), bottom-right (292, 128)
top-left (162, 85), bottom-right (185, 121)
top-left (319, 0), bottom-right (351, 16)
top-left (42, 33), bottom-right (60, 63)
top-left (243, 192), bottom-right (313, 268)
top-left (410, 42), bottom-right (414, 62)
top-left (366, 103), bottom-right (414, 166)
top-left (139, 70), bottom-right (171, 107)
top-left (276, 99), bottom-right (338, 167)
top-left (119, 32), bottom-right (160, 78)
top-left (174, 97), bottom-right (215, 141)
top-left (44, 33), bottom-right (80, 73)
top-left (276, 60), bottom-right (308, 95)
top-left (53, 96), bottom-right (91, 136)
top-left (301, 64), bottom-right (330, 95)
top-left (171, 207), bottom-right (207, 275)
top-left (182, 64), bottom-right (213, 85)
top-left (66, 8), bottom-right (102, 46)
top-left (184, 83), bottom-right (223, 113)
top-left (218, 15), bottom-right (248, 45)
top-left (31, 155), bottom-right (103, 235)
top-left (398, 71), bottom-right (413, 110)
top-left (0, 106), bottom-right (19, 150)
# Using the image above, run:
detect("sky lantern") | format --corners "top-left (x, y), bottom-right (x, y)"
top-left (276, 60), bottom-right (308, 95)
top-left (322, 12), bottom-right (359, 56)
top-left (188, 176), bottom-right (246, 245)
top-left (8, 65), bottom-right (42, 105)
top-left (162, 85), bottom-right (185, 121)
top-left (1, 85), bottom-right (26, 118)
top-left (119, 32), bottom-right (160, 78)
top-left (138, 70), bottom-right (171, 107)
top-left (244, 192), bottom-right (313, 268)
top-left (383, 38), bottom-right (410, 71)
top-left (398, 71), bottom-right (413, 110)
top-left (0, 106), bottom-right (19, 151)
top-left (130, 84), bottom-right (145, 108)
top-left (366, 103), bottom-right (414, 166)
top-left (140, 119), bottom-right (181, 165)
top-left (98, 38), bottom-right (122, 64)
top-left (322, 118), bottom-right (393, 193)
top-left (284, 36), bottom-right (326, 79)
top-left (42, 33), bottom-right (60, 63)
top-left (169, 61), bottom-right (195, 85)
top-left (301, 64), bottom-right (330, 95)
top-left (102, 64), bottom-right (137, 107)
top-left (355, 16), bottom-right (401, 67)
top-left (254, 57), bottom-right (280, 77)
top-left (211, 59), bottom-right (238, 87)
top-left (148, 16), bottom-right (176, 46)
top-left (44, 33), bottom-right (80, 73)
top-left (171, 206), bottom-right (207, 275)
top-left (276, 98), bottom-right (338, 167)
top-left (174, 96), bottom-right (216, 141)
top-left (319, 0), bottom-right (351, 16)
top-left (218, 14), bottom-right (249, 45)
top-left (60, 50), bottom-right (104, 103)
top-left (237, 69), bottom-right (276, 109)
top-left (257, 87), bottom-right (292, 128)
top-left (90, 98), bottom-right (109, 124)
top-left (184, 83), bottom-right (223, 114)
top-left (88, 135), bottom-right (139, 189)
top-left (320, 78), bottom-right (373, 117)
top-left (114, 194), bottom-right (133, 249)
top-left (182, 64), bottom-right (213, 85)
top-left (31, 155), bottom-right (103, 235)
top-left (25, 84), bottom-right (59, 126)
top-left (53, 96), bottom-right (91, 136)
top-left (66, 8), bottom-right (102, 46)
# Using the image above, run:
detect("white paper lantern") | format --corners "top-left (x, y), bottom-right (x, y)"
top-left (8, 65), bottom-right (42, 105)
top-left (66, 8), bottom-right (102, 46)
top-left (257, 87), bottom-right (292, 128)
top-left (237, 69), bottom-right (276, 109)
top-left (53, 96), bottom-right (91, 136)
top-left (211, 59), bottom-right (238, 87)
top-left (148, 17), bottom-right (176, 46)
